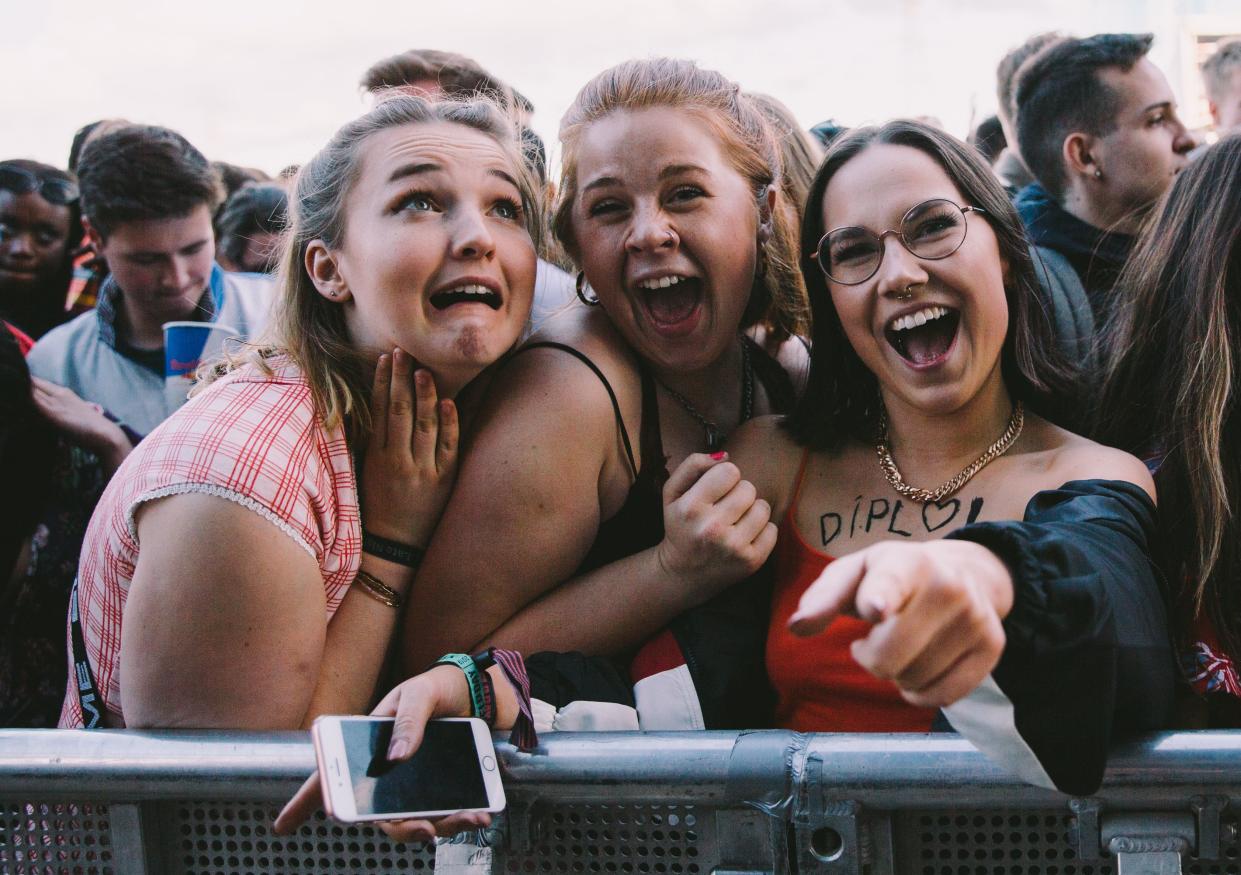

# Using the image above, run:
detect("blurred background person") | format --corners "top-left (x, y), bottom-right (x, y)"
top-left (969, 114), bottom-right (1007, 167)
top-left (215, 183), bottom-right (288, 274)
top-left (0, 160), bottom-right (79, 339)
top-left (27, 125), bottom-right (271, 438)
top-left (65, 119), bottom-right (134, 316)
top-left (1013, 33), bottom-right (1195, 368)
top-left (993, 31), bottom-right (1065, 194)
top-left (1203, 38), bottom-right (1241, 138)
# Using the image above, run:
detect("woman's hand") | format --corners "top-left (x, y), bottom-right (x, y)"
top-left (31, 377), bottom-right (133, 472)
top-left (362, 350), bottom-right (459, 546)
top-left (788, 540), bottom-right (1014, 708)
top-left (655, 452), bottom-right (779, 597)
top-left (275, 666), bottom-right (492, 842)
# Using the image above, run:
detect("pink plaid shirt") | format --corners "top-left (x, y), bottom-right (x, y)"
top-left (60, 358), bottom-right (360, 727)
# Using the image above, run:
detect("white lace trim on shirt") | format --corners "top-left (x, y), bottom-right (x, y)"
top-left (126, 483), bottom-right (317, 560)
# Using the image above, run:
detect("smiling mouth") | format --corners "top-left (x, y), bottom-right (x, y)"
top-left (884, 305), bottom-right (960, 365)
top-left (637, 274), bottom-right (702, 327)
top-left (430, 283), bottom-right (502, 311)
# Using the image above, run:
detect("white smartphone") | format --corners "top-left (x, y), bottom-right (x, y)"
top-left (312, 716), bottom-right (506, 823)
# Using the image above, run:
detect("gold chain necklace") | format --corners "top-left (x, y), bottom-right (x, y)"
top-left (876, 401), bottom-right (1025, 504)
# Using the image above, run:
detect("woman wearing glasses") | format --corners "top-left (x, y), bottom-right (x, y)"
top-left (0, 160), bottom-right (79, 340)
top-left (279, 123), bottom-right (1171, 841)
top-left (726, 120), bottom-right (1172, 792)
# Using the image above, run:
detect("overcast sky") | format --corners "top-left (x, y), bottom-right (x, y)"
top-left (3, 0), bottom-right (1229, 176)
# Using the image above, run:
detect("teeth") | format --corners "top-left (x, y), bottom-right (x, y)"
top-left (890, 306), bottom-right (949, 333)
top-left (637, 275), bottom-right (689, 290)
top-left (441, 284), bottom-right (493, 296)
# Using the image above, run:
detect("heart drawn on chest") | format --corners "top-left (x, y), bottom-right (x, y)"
top-left (921, 497), bottom-right (961, 532)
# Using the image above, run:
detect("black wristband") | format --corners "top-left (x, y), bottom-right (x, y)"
top-left (361, 529), bottom-right (424, 568)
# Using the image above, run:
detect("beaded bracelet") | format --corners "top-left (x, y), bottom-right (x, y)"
top-left (362, 530), bottom-right (425, 568)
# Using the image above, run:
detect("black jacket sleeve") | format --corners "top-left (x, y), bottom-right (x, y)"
top-left (947, 479), bottom-right (1173, 795)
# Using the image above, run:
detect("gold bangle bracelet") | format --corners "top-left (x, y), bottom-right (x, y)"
top-left (353, 569), bottom-right (403, 609)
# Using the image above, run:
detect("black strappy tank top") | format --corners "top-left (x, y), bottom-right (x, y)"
top-left (509, 338), bottom-right (797, 576)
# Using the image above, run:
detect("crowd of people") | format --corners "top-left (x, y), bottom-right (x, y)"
top-left (3, 32), bottom-right (1241, 839)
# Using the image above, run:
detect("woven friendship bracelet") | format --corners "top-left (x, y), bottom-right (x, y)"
top-left (361, 530), bottom-right (425, 568)
top-left (352, 569), bottom-right (403, 609)
top-left (434, 653), bottom-right (487, 720)
top-left (482, 648), bottom-right (537, 752)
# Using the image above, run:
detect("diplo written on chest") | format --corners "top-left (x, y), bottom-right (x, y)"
top-left (820, 495), bottom-right (986, 547)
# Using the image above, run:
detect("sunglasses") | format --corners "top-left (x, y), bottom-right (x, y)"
top-left (0, 166), bottom-right (80, 206)
top-left (810, 198), bottom-right (986, 285)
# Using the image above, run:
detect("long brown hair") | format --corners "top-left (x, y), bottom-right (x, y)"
top-left (1095, 136), bottom-right (1241, 652)
top-left (552, 58), bottom-right (808, 340)
top-left (202, 95), bottom-right (544, 441)
top-left (784, 119), bottom-right (1077, 450)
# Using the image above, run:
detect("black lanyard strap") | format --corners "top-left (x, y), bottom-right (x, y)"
top-left (69, 577), bottom-right (103, 729)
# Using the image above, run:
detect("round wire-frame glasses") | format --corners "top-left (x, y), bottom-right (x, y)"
top-left (810, 198), bottom-right (987, 285)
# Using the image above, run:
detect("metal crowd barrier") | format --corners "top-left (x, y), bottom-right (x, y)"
top-left (1, 729), bottom-right (1239, 874)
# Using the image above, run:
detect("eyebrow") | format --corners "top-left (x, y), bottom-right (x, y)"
top-left (581, 163), bottom-right (710, 196)
top-left (1140, 100), bottom-right (1174, 115)
top-left (387, 163), bottom-right (520, 191)
top-left (659, 163), bottom-right (709, 180)
top-left (388, 162), bottom-right (440, 184)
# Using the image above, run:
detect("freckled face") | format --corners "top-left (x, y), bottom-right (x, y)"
top-left (328, 122), bottom-right (537, 392)
top-left (570, 107), bottom-right (761, 373)
top-left (822, 144), bottom-right (1008, 416)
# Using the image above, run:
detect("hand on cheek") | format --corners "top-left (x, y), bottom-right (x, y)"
top-left (788, 540), bottom-right (1013, 709)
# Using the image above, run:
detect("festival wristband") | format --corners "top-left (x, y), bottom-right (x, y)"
top-left (433, 653), bottom-right (487, 720)
top-left (362, 529), bottom-right (424, 568)
top-left (488, 648), bottom-right (538, 752)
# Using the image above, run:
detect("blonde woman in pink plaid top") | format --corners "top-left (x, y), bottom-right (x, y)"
top-left (61, 95), bottom-right (542, 730)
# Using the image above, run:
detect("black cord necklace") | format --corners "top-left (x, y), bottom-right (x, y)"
top-left (655, 338), bottom-right (754, 452)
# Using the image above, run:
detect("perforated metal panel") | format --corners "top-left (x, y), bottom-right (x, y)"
top-left (504, 803), bottom-right (713, 874)
top-left (897, 810), bottom-right (1109, 875)
top-left (163, 801), bottom-right (436, 874)
top-left (896, 809), bottom-right (1241, 875)
top-left (0, 801), bottom-right (114, 874)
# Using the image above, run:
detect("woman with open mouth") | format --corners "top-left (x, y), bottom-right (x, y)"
top-left (59, 94), bottom-right (542, 731)
top-left (401, 58), bottom-right (808, 698)
top-left (723, 119), bottom-right (1174, 793)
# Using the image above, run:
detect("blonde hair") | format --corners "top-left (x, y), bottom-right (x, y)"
top-left (203, 95), bottom-right (544, 441)
top-left (552, 58), bottom-right (809, 340)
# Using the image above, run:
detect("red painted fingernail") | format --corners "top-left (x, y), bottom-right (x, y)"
top-left (710, 451), bottom-right (726, 460)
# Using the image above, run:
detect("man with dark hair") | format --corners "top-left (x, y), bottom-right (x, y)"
top-left (1012, 33), bottom-right (1193, 362)
top-left (27, 126), bottom-right (270, 436)
top-left (993, 31), bottom-right (1065, 192)
top-left (1202, 38), bottom-right (1241, 136)
top-left (359, 49), bottom-right (573, 333)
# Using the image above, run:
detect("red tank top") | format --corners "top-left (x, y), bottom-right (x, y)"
top-left (766, 450), bottom-right (936, 732)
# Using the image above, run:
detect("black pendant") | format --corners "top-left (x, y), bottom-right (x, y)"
top-left (705, 425), bottom-right (725, 453)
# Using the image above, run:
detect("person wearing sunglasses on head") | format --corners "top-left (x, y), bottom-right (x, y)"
top-left (0, 160), bottom-right (80, 340)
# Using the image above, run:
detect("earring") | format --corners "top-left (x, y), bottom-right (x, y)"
top-left (328, 289), bottom-right (339, 298)
top-left (575, 271), bottom-right (600, 306)
top-left (1094, 168), bottom-right (1104, 180)
top-left (755, 239), bottom-right (769, 280)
